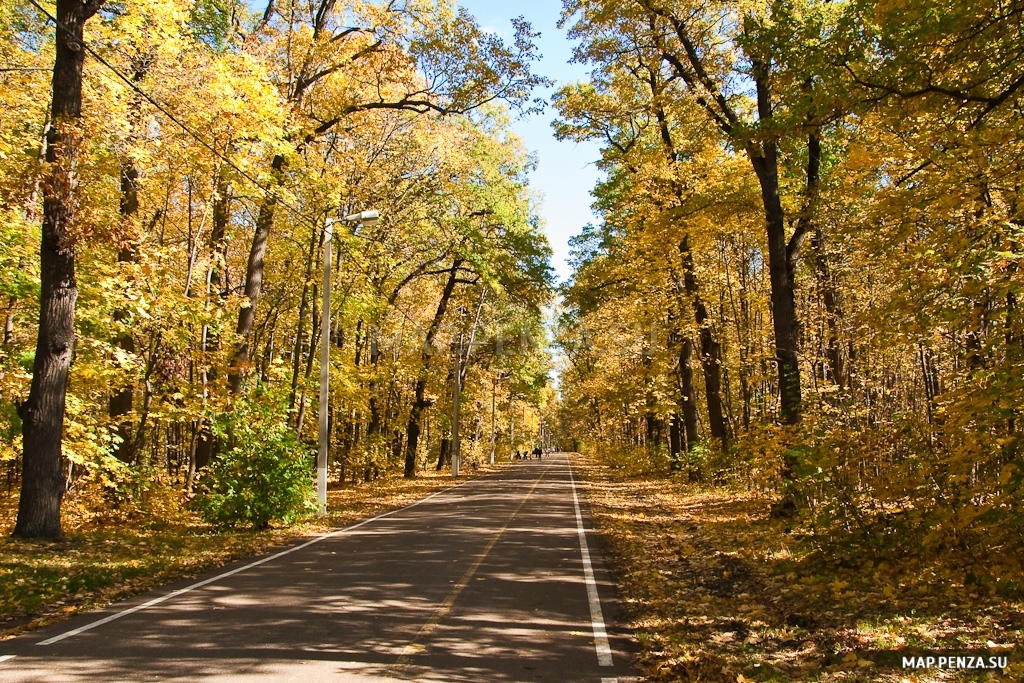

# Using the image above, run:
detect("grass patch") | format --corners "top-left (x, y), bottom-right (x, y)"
top-left (571, 454), bottom-right (1023, 682)
top-left (1, 464), bottom-right (500, 639)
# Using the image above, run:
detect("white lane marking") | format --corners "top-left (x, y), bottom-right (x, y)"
top-left (568, 457), bottom-right (614, 667)
top-left (0, 655), bottom-right (16, 664)
top-left (601, 679), bottom-right (618, 683)
top-left (38, 481), bottom-right (470, 646)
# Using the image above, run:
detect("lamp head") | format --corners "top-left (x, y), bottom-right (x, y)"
top-left (342, 209), bottom-right (380, 225)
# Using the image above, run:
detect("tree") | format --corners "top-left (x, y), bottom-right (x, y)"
top-left (553, 58), bottom-right (737, 456)
top-left (225, 0), bottom-right (547, 397)
top-left (15, 0), bottom-right (107, 539)
top-left (562, 0), bottom-right (859, 425)
top-left (0, 0), bottom-right (554, 529)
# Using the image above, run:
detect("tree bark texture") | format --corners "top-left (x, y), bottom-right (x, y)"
top-left (679, 236), bottom-right (729, 446)
top-left (749, 142), bottom-right (802, 424)
top-left (675, 334), bottom-right (699, 453)
top-left (228, 153), bottom-right (284, 394)
top-left (16, 0), bottom-right (106, 539)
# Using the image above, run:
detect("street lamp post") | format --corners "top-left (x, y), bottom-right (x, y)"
top-left (507, 394), bottom-right (516, 458)
top-left (452, 333), bottom-right (463, 477)
top-left (490, 374), bottom-right (507, 465)
top-left (490, 376), bottom-right (496, 465)
top-left (318, 209), bottom-right (379, 516)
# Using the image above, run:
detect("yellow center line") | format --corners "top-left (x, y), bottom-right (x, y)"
top-left (390, 463), bottom-right (552, 673)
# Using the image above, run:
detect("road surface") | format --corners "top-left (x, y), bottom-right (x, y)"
top-left (0, 453), bottom-right (636, 682)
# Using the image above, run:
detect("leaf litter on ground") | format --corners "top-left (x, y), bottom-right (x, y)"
top-left (570, 454), bottom-right (1023, 683)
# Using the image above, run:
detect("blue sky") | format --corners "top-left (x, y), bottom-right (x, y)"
top-left (456, 0), bottom-right (602, 283)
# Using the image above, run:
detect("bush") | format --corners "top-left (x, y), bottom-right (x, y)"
top-left (192, 402), bottom-right (317, 529)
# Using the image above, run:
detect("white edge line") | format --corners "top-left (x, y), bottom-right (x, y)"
top-left (0, 655), bottom-right (16, 664)
top-left (568, 457), bottom-right (614, 667)
top-left (601, 679), bottom-right (618, 683)
top-left (37, 480), bottom-right (469, 646)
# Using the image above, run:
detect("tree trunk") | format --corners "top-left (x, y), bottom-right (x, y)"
top-left (652, 89), bottom-right (729, 447)
top-left (4, 297), bottom-right (15, 345)
top-left (405, 258), bottom-right (463, 477)
top-left (812, 228), bottom-right (845, 388)
top-left (108, 56), bottom-right (152, 464)
top-left (438, 436), bottom-right (451, 470)
top-left (109, 152), bottom-right (140, 464)
top-left (228, 153), bottom-right (284, 394)
top-left (288, 221), bottom-right (319, 421)
top-left (435, 364), bottom-right (456, 470)
top-left (749, 143), bottom-right (802, 424)
top-left (195, 166), bottom-right (232, 469)
top-left (295, 282), bottom-right (319, 434)
top-left (676, 334), bottom-right (699, 452)
top-left (16, 0), bottom-right (106, 539)
top-left (679, 236), bottom-right (729, 446)
top-left (746, 69), bottom-right (802, 425)
top-left (644, 6), bottom-right (802, 423)
top-left (366, 326), bottom-right (384, 436)
top-left (668, 412), bottom-right (682, 471)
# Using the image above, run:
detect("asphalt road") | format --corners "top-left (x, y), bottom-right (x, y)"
top-left (0, 454), bottom-right (636, 682)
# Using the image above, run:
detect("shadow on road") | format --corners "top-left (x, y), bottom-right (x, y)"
top-left (2, 457), bottom-right (635, 683)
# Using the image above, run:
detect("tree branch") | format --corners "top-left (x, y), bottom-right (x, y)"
top-left (83, 0), bottom-right (107, 19)
top-left (786, 129), bottom-right (820, 268)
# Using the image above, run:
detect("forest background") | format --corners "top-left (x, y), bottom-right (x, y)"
top-left (2, 0), bottom-right (1024, 679)
top-left (1, 0), bottom-right (559, 538)
top-left (552, 0), bottom-right (1024, 581)
top-left (547, 0), bottom-right (1024, 678)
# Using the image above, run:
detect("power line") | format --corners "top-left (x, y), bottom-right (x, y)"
top-left (26, 0), bottom-right (324, 234)
top-left (25, 0), bottom-right (459, 337)
top-left (26, 0), bottom-right (542, 361)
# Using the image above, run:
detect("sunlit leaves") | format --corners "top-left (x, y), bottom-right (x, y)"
top-left (0, 0), bottom-right (553, 522)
